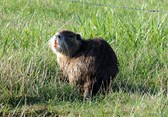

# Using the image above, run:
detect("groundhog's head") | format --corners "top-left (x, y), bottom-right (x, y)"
top-left (50, 30), bottom-right (82, 57)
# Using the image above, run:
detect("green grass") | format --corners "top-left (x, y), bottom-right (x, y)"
top-left (0, 0), bottom-right (168, 116)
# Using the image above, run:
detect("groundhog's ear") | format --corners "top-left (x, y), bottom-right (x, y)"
top-left (76, 34), bottom-right (81, 40)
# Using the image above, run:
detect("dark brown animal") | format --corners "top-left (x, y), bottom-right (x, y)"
top-left (49, 30), bottom-right (119, 99)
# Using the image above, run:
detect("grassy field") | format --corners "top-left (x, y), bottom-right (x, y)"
top-left (0, 0), bottom-right (168, 116)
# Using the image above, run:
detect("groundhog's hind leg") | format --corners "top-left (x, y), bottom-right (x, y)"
top-left (92, 79), bottom-right (111, 96)
top-left (83, 89), bottom-right (90, 100)
top-left (82, 81), bottom-right (101, 100)
top-left (83, 82), bottom-right (92, 100)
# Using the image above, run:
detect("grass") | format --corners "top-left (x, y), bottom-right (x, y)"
top-left (0, 0), bottom-right (168, 116)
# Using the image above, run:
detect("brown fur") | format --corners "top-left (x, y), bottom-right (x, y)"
top-left (50, 30), bottom-right (119, 99)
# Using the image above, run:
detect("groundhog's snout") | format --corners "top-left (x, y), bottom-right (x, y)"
top-left (49, 33), bottom-right (63, 54)
top-left (55, 33), bottom-right (65, 46)
top-left (50, 33), bottom-right (64, 49)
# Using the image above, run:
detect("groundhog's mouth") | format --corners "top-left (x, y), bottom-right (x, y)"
top-left (54, 40), bottom-right (57, 48)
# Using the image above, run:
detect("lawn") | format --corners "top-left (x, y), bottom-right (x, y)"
top-left (0, 0), bottom-right (168, 116)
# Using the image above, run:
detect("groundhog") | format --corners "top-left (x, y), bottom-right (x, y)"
top-left (49, 30), bottom-right (119, 99)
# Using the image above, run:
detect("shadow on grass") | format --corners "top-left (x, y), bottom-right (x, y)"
top-left (111, 81), bottom-right (159, 95)
top-left (6, 83), bottom-right (82, 107)
top-left (8, 96), bottom-right (42, 106)
top-left (6, 80), bottom-right (160, 107)
top-left (1, 83), bottom-right (80, 116)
